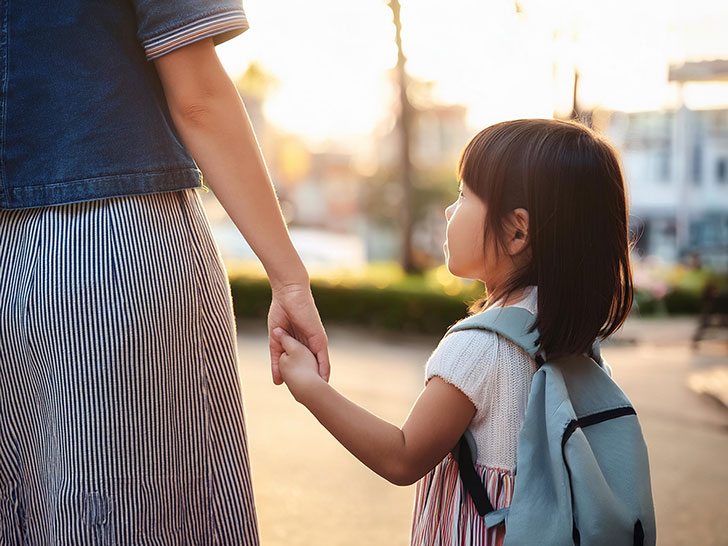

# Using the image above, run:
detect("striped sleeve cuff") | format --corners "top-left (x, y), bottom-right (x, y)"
top-left (143, 10), bottom-right (249, 60)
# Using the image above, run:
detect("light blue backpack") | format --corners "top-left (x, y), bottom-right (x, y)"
top-left (447, 307), bottom-right (656, 546)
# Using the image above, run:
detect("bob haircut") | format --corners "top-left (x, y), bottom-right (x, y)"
top-left (459, 119), bottom-right (633, 359)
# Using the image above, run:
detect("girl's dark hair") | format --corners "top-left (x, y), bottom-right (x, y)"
top-left (460, 119), bottom-right (633, 359)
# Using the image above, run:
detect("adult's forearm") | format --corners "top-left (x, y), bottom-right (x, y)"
top-left (170, 78), bottom-right (307, 289)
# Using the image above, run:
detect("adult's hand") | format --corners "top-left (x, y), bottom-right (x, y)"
top-left (268, 283), bottom-right (330, 386)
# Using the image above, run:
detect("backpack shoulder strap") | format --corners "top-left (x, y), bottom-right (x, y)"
top-left (448, 306), bottom-right (604, 367)
top-left (447, 306), bottom-right (542, 361)
top-left (447, 307), bottom-right (541, 520)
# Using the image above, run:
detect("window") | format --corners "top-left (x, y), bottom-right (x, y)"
top-left (717, 158), bottom-right (728, 184)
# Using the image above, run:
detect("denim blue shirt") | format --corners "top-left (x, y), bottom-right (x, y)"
top-left (0, 0), bottom-right (248, 209)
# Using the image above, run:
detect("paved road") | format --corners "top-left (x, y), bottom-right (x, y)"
top-left (236, 318), bottom-right (728, 546)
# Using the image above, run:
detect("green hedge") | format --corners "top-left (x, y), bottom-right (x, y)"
top-left (229, 276), bottom-right (476, 335)
top-left (633, 289), bottom-right (662, 316)
top-left (632, 283), bottom-right (728, 317)
top-left (663, 287), bottom-right (703, 315)
top-left (229, 269), bottom-right (726, 332)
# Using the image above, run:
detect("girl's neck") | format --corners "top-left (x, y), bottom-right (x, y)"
top-left (484, 285), bottom-right (533, 310)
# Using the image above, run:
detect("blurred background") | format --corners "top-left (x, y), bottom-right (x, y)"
top-left (204, 0), bottom-right (726, 544)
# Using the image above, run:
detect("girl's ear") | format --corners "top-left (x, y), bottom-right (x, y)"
top-left (506, 208), bottom-right (530, 256)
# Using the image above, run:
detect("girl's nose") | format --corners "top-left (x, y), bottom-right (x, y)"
top-left (445, 203), bottom-right (455, 221)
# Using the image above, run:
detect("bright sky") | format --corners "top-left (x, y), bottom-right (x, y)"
top-left (215, 0), bottom-right (728, 145)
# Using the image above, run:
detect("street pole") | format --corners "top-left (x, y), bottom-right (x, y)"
top-left (673, 83), bottom-right (690, 261)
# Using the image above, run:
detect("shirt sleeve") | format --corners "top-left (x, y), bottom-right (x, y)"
top-left (130, 0), bottom-right (249, 60)
top-left (425, 330), bottom-right (500, 413)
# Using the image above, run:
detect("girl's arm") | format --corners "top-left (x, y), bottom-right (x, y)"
top-left (153, 38), bottom-right (329, 384)
top-left (274, 328), bottom-right (476, 486)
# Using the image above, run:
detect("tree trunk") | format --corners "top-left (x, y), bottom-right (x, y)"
top-left (388, 0), bottom-right (417, 273)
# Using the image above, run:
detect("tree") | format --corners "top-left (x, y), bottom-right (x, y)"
top-left (387, 0), bottom-right (418, 273)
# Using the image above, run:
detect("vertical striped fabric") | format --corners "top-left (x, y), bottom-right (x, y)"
top-left (0, 189), bottom-right (259, 545)
top-left (411, 454), bottom-right (512, 546)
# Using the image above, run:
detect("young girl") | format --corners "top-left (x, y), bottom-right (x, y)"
top-left (272, 118), bottom-right (633, 545)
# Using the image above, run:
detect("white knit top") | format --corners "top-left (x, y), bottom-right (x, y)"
top-left (425, 286), bottom-right (539, 472)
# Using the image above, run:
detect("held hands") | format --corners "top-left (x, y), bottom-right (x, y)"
top-left (268, 283), bottom-right (330, 386)
top-left (271, 327), bottom-right (324, 402)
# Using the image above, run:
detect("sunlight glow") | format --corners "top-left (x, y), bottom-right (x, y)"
top-left (216, 0), bottom-right (728, 145)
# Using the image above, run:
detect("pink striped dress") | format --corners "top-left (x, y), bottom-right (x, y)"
top-left (410, 288), bottom-right (539, 546)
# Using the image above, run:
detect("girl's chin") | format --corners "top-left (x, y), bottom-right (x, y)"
top-left (446, 261), bottom-right (482, 282)
top-left (445, 261), bottom-right (460, 277)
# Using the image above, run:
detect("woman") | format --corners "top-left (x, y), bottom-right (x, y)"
top-left (0, 1), bottom-right (327, 543)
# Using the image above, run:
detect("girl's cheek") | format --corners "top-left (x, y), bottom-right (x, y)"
top-left (444, 213), bottom-right (454, 245)
top-left (445, 217), bottom-right (458, 254)
top-left (444, 223), bottom-right (465, 273)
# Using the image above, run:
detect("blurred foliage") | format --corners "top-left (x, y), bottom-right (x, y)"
top-left (362, 166), bottom-right (458, 271)
top-left (234, 62), bottom-right (279, 100)
top-left (632, 264), bottom-right (728, 316)
top-left (229, 263), bottom-right (726, 333)
top-left (364, 166), bottom-right (458, 227)
top-left (663, 288), bottom-right (703, 315)
top-left (633, 289), bottom-right (662, 316)
top-left (230, 264), bottom-right (482, 335)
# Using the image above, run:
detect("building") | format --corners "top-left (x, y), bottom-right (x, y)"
top-left (374, 103), bottom-right (471, 171)
top-left (604, 108), bottom-right (728, 269)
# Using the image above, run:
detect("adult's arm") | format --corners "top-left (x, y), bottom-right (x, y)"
top-left (153, 38), bottom-right (329, 384)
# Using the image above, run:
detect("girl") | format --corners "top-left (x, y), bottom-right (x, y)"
top-left (273, 118), bottom-right (633, 545)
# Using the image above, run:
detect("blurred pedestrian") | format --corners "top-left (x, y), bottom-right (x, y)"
top-left (693, 275), bottom-right (728, 347)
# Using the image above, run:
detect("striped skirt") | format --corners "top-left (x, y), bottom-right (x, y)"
top-left (411, 454), bottom-right (513, 546)
top-left (0, 189), bottom-right (259, 545)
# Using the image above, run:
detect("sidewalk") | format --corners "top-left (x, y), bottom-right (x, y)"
top-left (689, 367), bottom-right (728, 407)
top-left (610, 316), bottom-right (708, 345)
top-left (609, 316), bottom-right (728, 409)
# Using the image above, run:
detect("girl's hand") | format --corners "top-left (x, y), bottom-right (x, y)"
top-left (268, 284), bottom-right (330, 386)
top-left (272, 327), bottom-right (325, 402)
